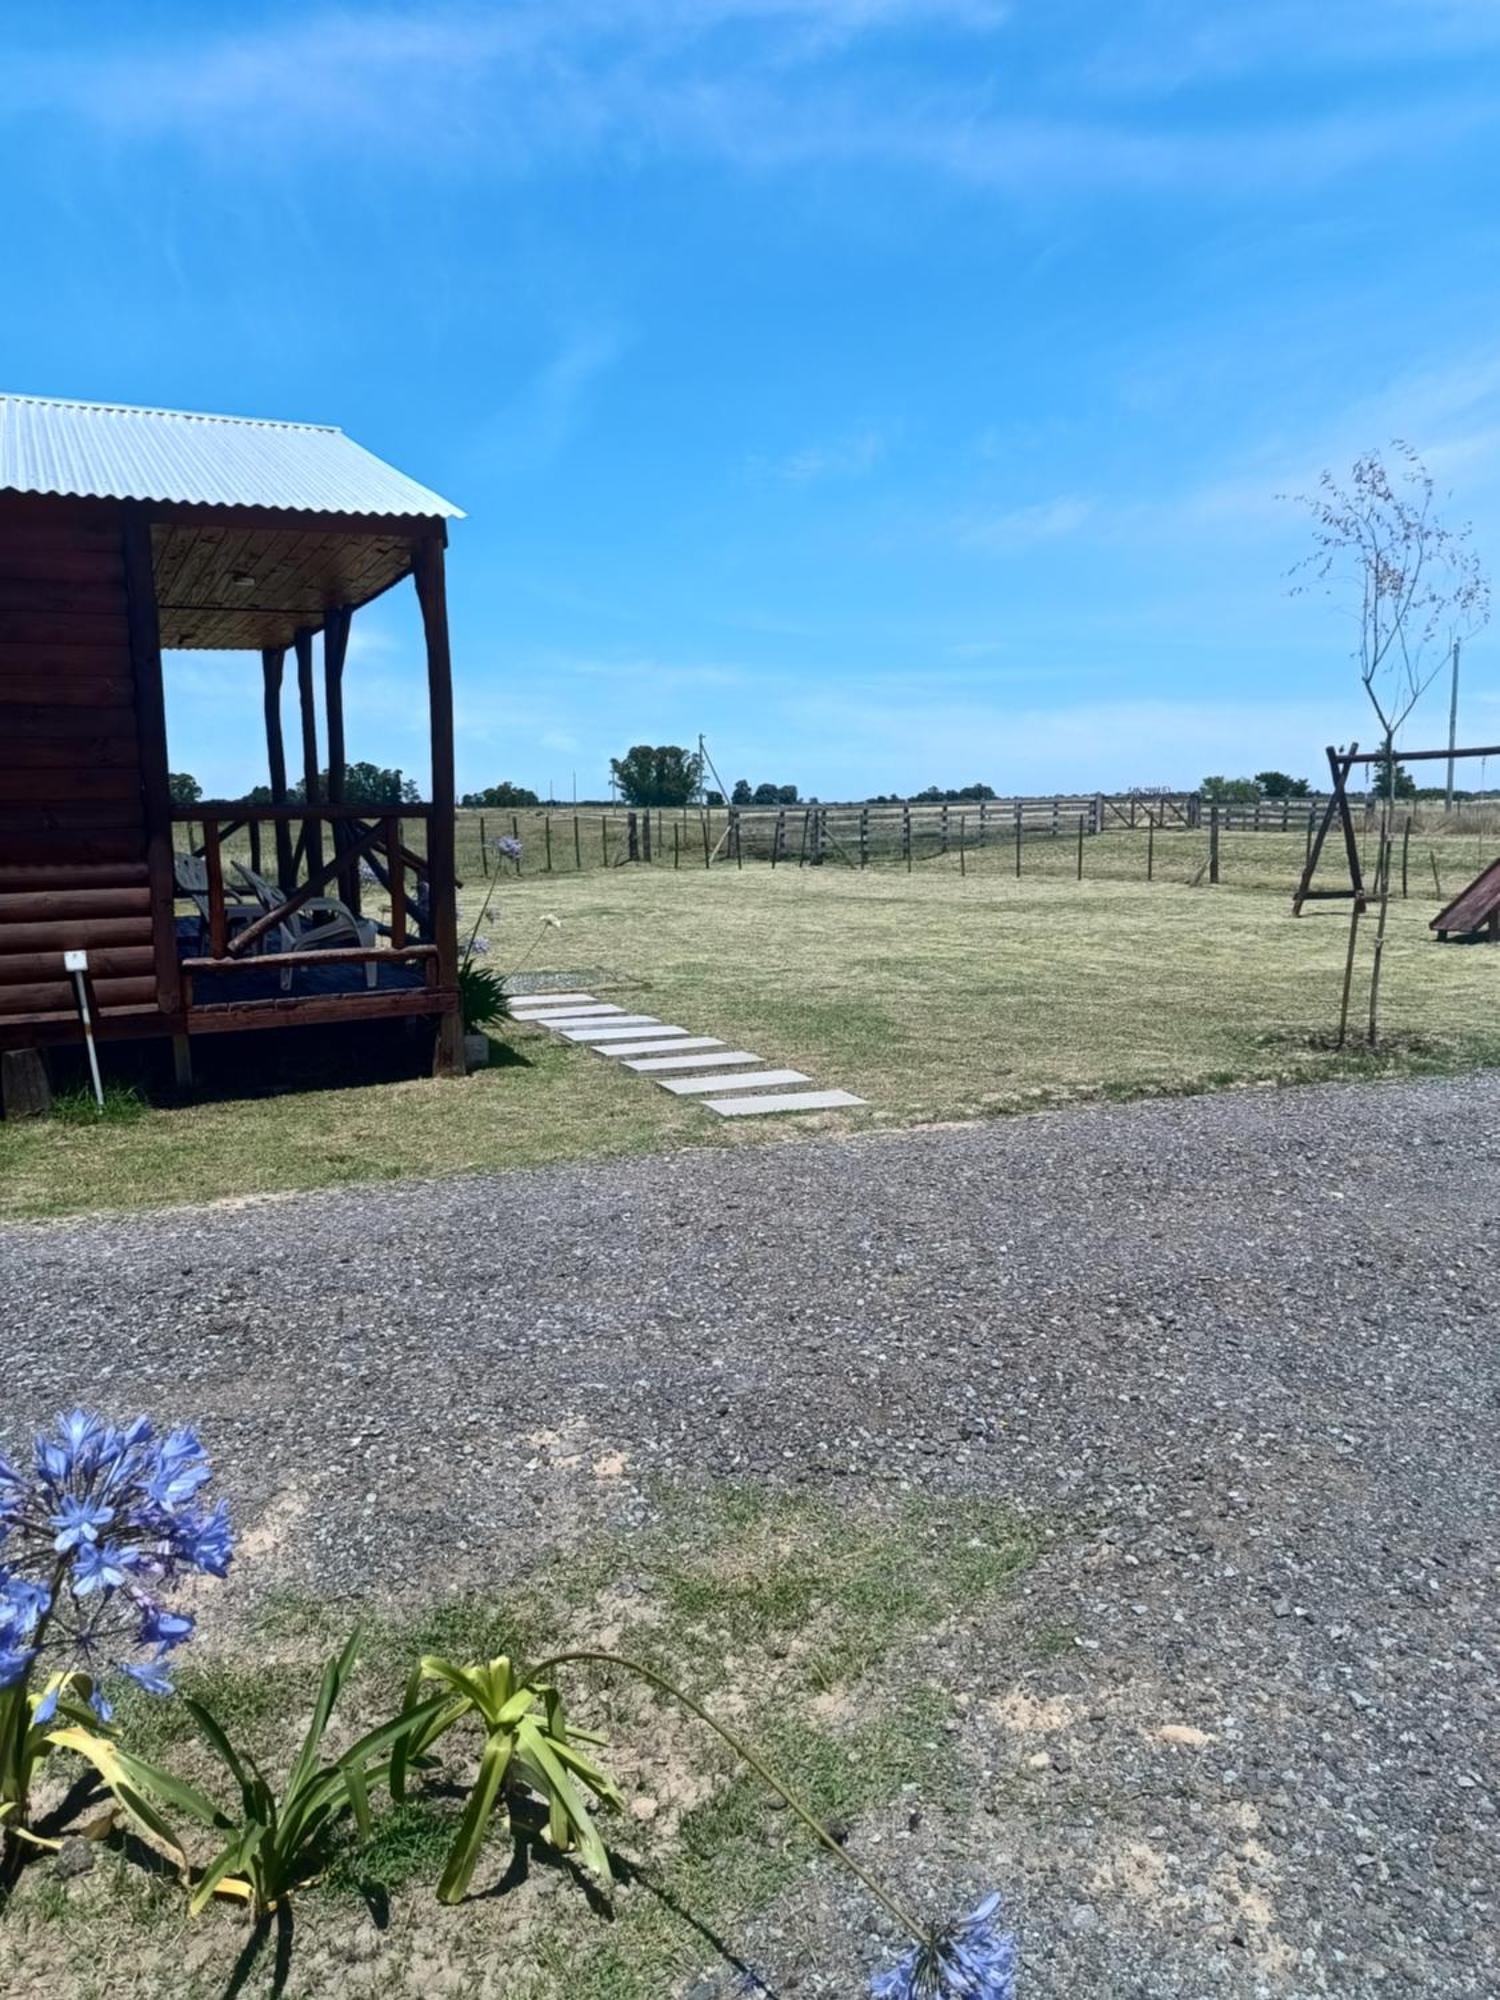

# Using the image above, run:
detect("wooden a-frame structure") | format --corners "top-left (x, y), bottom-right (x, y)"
top-left (1292, 739), bottom-right (1500, 916)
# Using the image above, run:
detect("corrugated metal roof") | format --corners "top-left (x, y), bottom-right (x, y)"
top-left (0, 392), bottom-right (463, 519)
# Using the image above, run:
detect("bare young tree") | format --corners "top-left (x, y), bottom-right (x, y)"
top-left (1288, 443), bottom-right (1489, 1045)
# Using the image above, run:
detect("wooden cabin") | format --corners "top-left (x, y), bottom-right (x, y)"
top-left (0, 392), bottom-right (466, 1101)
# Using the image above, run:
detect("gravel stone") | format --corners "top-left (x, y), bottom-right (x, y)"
top-left (2, 1072), bottom-right (1498, 1995)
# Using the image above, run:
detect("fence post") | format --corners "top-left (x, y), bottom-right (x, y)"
top-left (1014, 799), bottom-right (1022, 878)
top-left (811, 807), bottom-right (824, 867)
top-left (544, 815), bottom-right (553, 872)
top-left (601, 815), bottom-right (609, 867)
top-left (642, 807), bottom-right (653, 864)
top-left (859, 807), bottom-right (869, 869)
top-left (702, 812), bottom-right (712, 869)
top-left (479, 813), bottom-right (489, 875)
top-left (627, 811), bottom-right (639, 862)
top-left (1093, 792), bottom-right (1105, 835)
top-left (1209, 805), bottom-right (1220, 885)
top-left (573, 813), bottom-right (582, 870)
top-left (959, 812), bottom-right (967, 875)
top-left (1146, 811), bottom-right (1154, 882)
top-left (903, 803), bottom-right (912, 873)
top-left (1051, 796), bottom-right (1059, 838)
top-left (1077, 813), bottom-right (1084, 881)
top-left (1402, 815), bottom-right (1411, 898)
top-left (978, 799), bottom-right (987, 847)
top-left (940, 803), bottom-right (949, 854)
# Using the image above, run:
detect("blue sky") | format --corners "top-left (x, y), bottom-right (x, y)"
top-left (5, 0), bottom-right (1500, 800)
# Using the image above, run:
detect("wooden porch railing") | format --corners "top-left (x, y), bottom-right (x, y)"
top-left (170, 805), bottom-right (454, 1008)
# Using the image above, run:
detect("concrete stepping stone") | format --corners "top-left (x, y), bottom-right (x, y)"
top-left (601, 1036), bottom-right (726, 1057)
top-left (622, 1049), bottom-right (759, 1071)
top-left (517, 1003), bottom-right (624, 1022)
top-left (558, 1019), bottom-right (672, 1040)
top-left (658, 1068), bottom-right (809, 1096)
top-left (706, 1088), bottom-right (865, 1117)
top-left (509, 993), bottom-right (596, 1011)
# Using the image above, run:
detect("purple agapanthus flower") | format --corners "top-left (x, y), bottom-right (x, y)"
top-left (870, 1894), bottom-right (1018, 2000)
top-left (495, 835), bottom-right (523, 862)
top-left (0, 1409), bottom-right (232, 1715)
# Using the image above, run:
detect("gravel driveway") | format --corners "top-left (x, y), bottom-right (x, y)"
top-left (4, 1074), bottom-right (1497, 1995)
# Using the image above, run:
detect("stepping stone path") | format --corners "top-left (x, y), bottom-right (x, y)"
top-left (506, 990), bottom-right (864, 1118)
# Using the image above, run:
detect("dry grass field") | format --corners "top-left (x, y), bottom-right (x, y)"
top-left (2, 824), bottom-right (1497, 1220)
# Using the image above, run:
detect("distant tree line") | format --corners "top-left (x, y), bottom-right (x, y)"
top-left (731, 779), bottom-right (800, 805)
top-left (239, 762), bottom-right (421, 806)
top-left (1199, 771), bottom-right (1311, 802)
top-left (460, 781), bottom-right (540, 808)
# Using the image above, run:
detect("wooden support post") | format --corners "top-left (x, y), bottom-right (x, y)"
top-left (1209, 805), bottom-right (1220, 884)
top-left (702, 813), bottom-right (711, 869)
top-left (121, 505), bottom-right (183, 1028)
top-left (859, 807), bottom-right (869, 869)
top-left (1146, 812), bottom-right (1155, 882)
top-left (673, 822), bottom-right (681, 870)
top-left (1077, 813), bottom-right (1084, 880)
top-left (171, 1034), bottom-right (193, 1091)
top-left (771, 809), bottom-right (785, 868)
top-left (479, 814), bottom-right (489, 875)
top-left (248, 818), bottom-right (262, 875)
top-left (544, 816), bottom-right (553, 872)
top-left (734, 810), bottom-right (743, 869)
top-left (810, 808), bottom-right (824, 867)
top-left (627, 811), bottom-right (639, 861)
top-left (1, 1049), bottom-right (51, 1120)
top-left (411, 536), bottom-right (464, 1079)
top-left (294, 627), bottom-right (324, 879)
top-left (511, 812), bottom-right (521, 871)
top-left (903, 803), bottom-right (912, 873)
top-left (385, 817), bottom-right (406, 947)
top-left (203, 818), bottom-right (227, 958)
top-left (940, 804), bottom-right (949, 854)
top-left (959, 812), bottom-right (967, 875)
top-left (1051, 797), bottom-right (1059, 837)
top-left (797, 810), bottom-right (810, 867)
top-left (573, 813), bottom-right (582, 870)
top-left (1014, 800), bottom-right (1022, 878)
top-left (323, 605), bottom-right (354, 909)
top-left (978, 800), bottom-right (988, 846)
top-left (602, 815), bottom-right (609, 866)
top-left (1401, 816), bottom-right (1411, 898)
top-left (1093, 792), bottom-right (1105, 835)
top-left (641, 808), bottom-right (652, 864)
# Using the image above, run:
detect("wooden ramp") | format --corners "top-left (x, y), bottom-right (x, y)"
top-left (1432, 856), bottom-right (1500, 940)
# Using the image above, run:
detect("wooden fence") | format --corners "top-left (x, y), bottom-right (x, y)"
top-left (449, 791), bottom-right (1500, 879)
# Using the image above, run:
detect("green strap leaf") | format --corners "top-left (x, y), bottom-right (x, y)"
top-left (286, 1627), bottom-right (362, 1804)
top-left (515, 1719), bottom-right (611, 1883)
top-left (436, 1730), bottom-right (514, 1906)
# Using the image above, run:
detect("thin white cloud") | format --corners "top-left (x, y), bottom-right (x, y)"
top-left (956, 495), bottom-right (1095, 552)
top-left (752, 427), bottom-right (887, 484)
top-left (5, 2), bottom-right (1488, 201)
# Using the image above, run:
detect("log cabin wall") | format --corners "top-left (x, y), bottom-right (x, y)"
top-left (0, 494), bottom-right (161, 1043)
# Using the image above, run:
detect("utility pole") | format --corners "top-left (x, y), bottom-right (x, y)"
top-left (1445, 637), bottom-right (1461, 812)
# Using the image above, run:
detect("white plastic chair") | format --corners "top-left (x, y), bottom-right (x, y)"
top-left (173, 853), bottom-right (261, 952)
top-left (231, 864), bottom-right (380, 991)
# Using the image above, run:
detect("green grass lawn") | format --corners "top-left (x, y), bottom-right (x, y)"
top-left (3, 830), bottom-right (1497, 1220)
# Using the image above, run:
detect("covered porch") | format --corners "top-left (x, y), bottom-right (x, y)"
top-left (0, 394), bottom-right (467, 1092)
